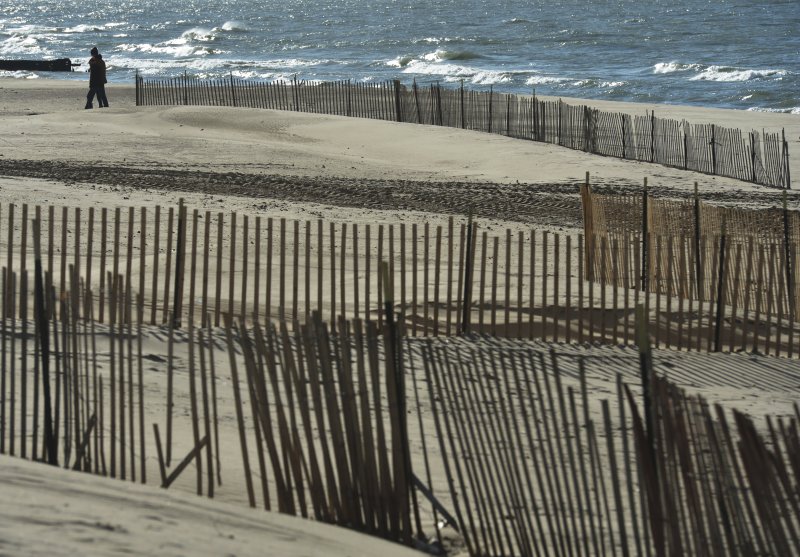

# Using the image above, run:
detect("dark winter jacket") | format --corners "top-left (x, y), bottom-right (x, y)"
top-left (89, 55), bottom-right (107, 88)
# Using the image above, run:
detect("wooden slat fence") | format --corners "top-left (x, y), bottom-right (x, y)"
top-left (135, 73), bottom-right (792, 189)
top-left (0, 277), bottom-right (798, 557)
top-left (583, 185), bottom-right (800, 329)
top-left (412, 335), bottom-right (800, 556)
top-left (1, 200), bottom-right (800, 357)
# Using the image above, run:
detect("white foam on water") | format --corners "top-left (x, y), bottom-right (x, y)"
top-left (0, 70), bottom-right (39, 79)
top-left (64, 24), bottom-right (104, 34)
top-left (220, 21), bottom-right (248, 32)
top-left (179, 27), bottom-right (217, 42)
top-left (117, 42), bottom-right (220, 58)
top-left (653, 61), bottom-right (701, 74)
top-left (747, 106), bottom-right (800, 115)
top-left (0, 34), bottom-right (51, 56)
top-left (386, 55), bottom-right (414, 68)
top-left (690, 66), bottom-right (786, 82)
top-left (421, 48), bottom-right (479, 62)
top-left (525, 75), bottom-right (567, 85)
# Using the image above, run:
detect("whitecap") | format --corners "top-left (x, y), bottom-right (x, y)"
top-left (0, 70), bottom-right (39, 79)
top-left (747, 106), bottom-right (800, 115)
top-left (690, 66), bottom-right (786, 82)
top-left (220, 21), bottom-right (248, 32)
top-left (653, 61), bottom-right (701, 74)
top-left (525, 75), bottom-right (567, 85)
top-left (421, 49), bottom-right (479, 62)
top-left (116, 42), bottom-right (219, 57)
top-left (63, 24), bottom-right (103, 33)
top-left (0, 35), bottom-right (50, 56)
top-left (180, 28), bottom-right (217, 42)
top-left (387, 55), bottom-right (414, 68)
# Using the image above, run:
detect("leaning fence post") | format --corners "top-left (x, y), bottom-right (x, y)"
top-left (783, 128), bottom-right (791, 190)
top-left (229, 72), bottom-right (236, 107)
top-left (172, 200), bottom-right (186, 328)
top-left (714, 220), bottom-right (727, 352)
top-left (33, 218), bottom-right (57, 466)
top-left (460, 211), bottom-right (474, 334)
top-left (683, 123), bottom-right (688, 170)
top-left (183, 70), bottom-right (188, 105)
top-left (783, 191), bottom-right (795, 321)
top-left (381, 260), bottom-right (414, 543)
top-left (710, 124), bottom-right (717, 175)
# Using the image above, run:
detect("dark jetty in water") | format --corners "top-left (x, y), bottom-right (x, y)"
top-left (0, 58), bottom-right (79, 72)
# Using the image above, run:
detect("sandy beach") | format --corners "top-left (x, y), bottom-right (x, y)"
top-left (1, 77), bottom-right (799, 555)
top-left (1, 80), bottom-right (798, 232)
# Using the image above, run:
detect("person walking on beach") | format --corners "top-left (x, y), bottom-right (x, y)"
top-left (85, 46), bottom-right (109, 109)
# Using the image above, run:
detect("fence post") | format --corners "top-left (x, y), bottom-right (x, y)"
top-left (650, 111), bottom-right (655, 162)
top-left (412, 79), bottom-right (421, 124)
top-left (488, 86), bottom-right (493, 134)
top-left (641, 179), bottom-right (649, 292)
top-left (435, 82), bottom-right (443, 126)
top-left (292, 75), bottom-right (298, 111)
top-left (505, 93), bottom-right (511, 136)
top-left (172, 199), bottom-right (186, 328)
top-left (381, 261), bottom-right (414, 544)
top-left (393, 79), bottom-right (402, 123)
top-left (460, 80), bottom-right (465, 129)
top-left (135, 69), bottom-right (140, 106)
top-left (694, 182), bottom-right (702, 302)
top-left (783, 191), bottom-right (795, 320)
top-left (229, 72), bottom-right (236, 107)
top-left (347, 79), bottom-right (352, 117)
top-left (750, 132), bottom-right (757, 183)
top-left (557, 99), bottom-right (562, 146)
top-left (711, 124), bottom-right (717, 175)
top-left (621, 113), bottom-right (627, 158)
top-left (461, 211), bottom-right (474, 334)
top-left (183, 70), bottom-right (188, 105)
top-left (581, 172), bottom-right (594, 281)
top-left (683, 123), bottom-right (688, 170)
top-left (714, 221), bottom-right (727, 352)
top-left (783, 128), bottom-right (791, 190)
top-left (33, 218), bottom-right (57, 465)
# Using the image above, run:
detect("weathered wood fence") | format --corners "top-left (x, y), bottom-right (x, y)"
top-left (417, 335), bottom-right (800, 556)
top-left (135, 73), bottom-right (792, 189)
top-left (2, 297), bottom-right (798, 556)
top-left (2, 199), bottom-right (800, 357)
top-left (583, 184), bottom-right (800, 335)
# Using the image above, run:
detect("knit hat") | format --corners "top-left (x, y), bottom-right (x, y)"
top-left (90, 47), bottom-right (99, 56)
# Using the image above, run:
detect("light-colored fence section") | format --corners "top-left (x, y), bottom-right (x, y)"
top-left (583, 185), bottom-right (800, 331)
top-left (135, 75), bottom-right (792, 190)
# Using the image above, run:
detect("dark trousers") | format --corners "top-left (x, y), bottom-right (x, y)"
top-left (86, 86), bottom-right (109, 108)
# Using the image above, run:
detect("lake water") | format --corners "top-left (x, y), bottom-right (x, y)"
top-left (1, 0), bottom-right (798, 112)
